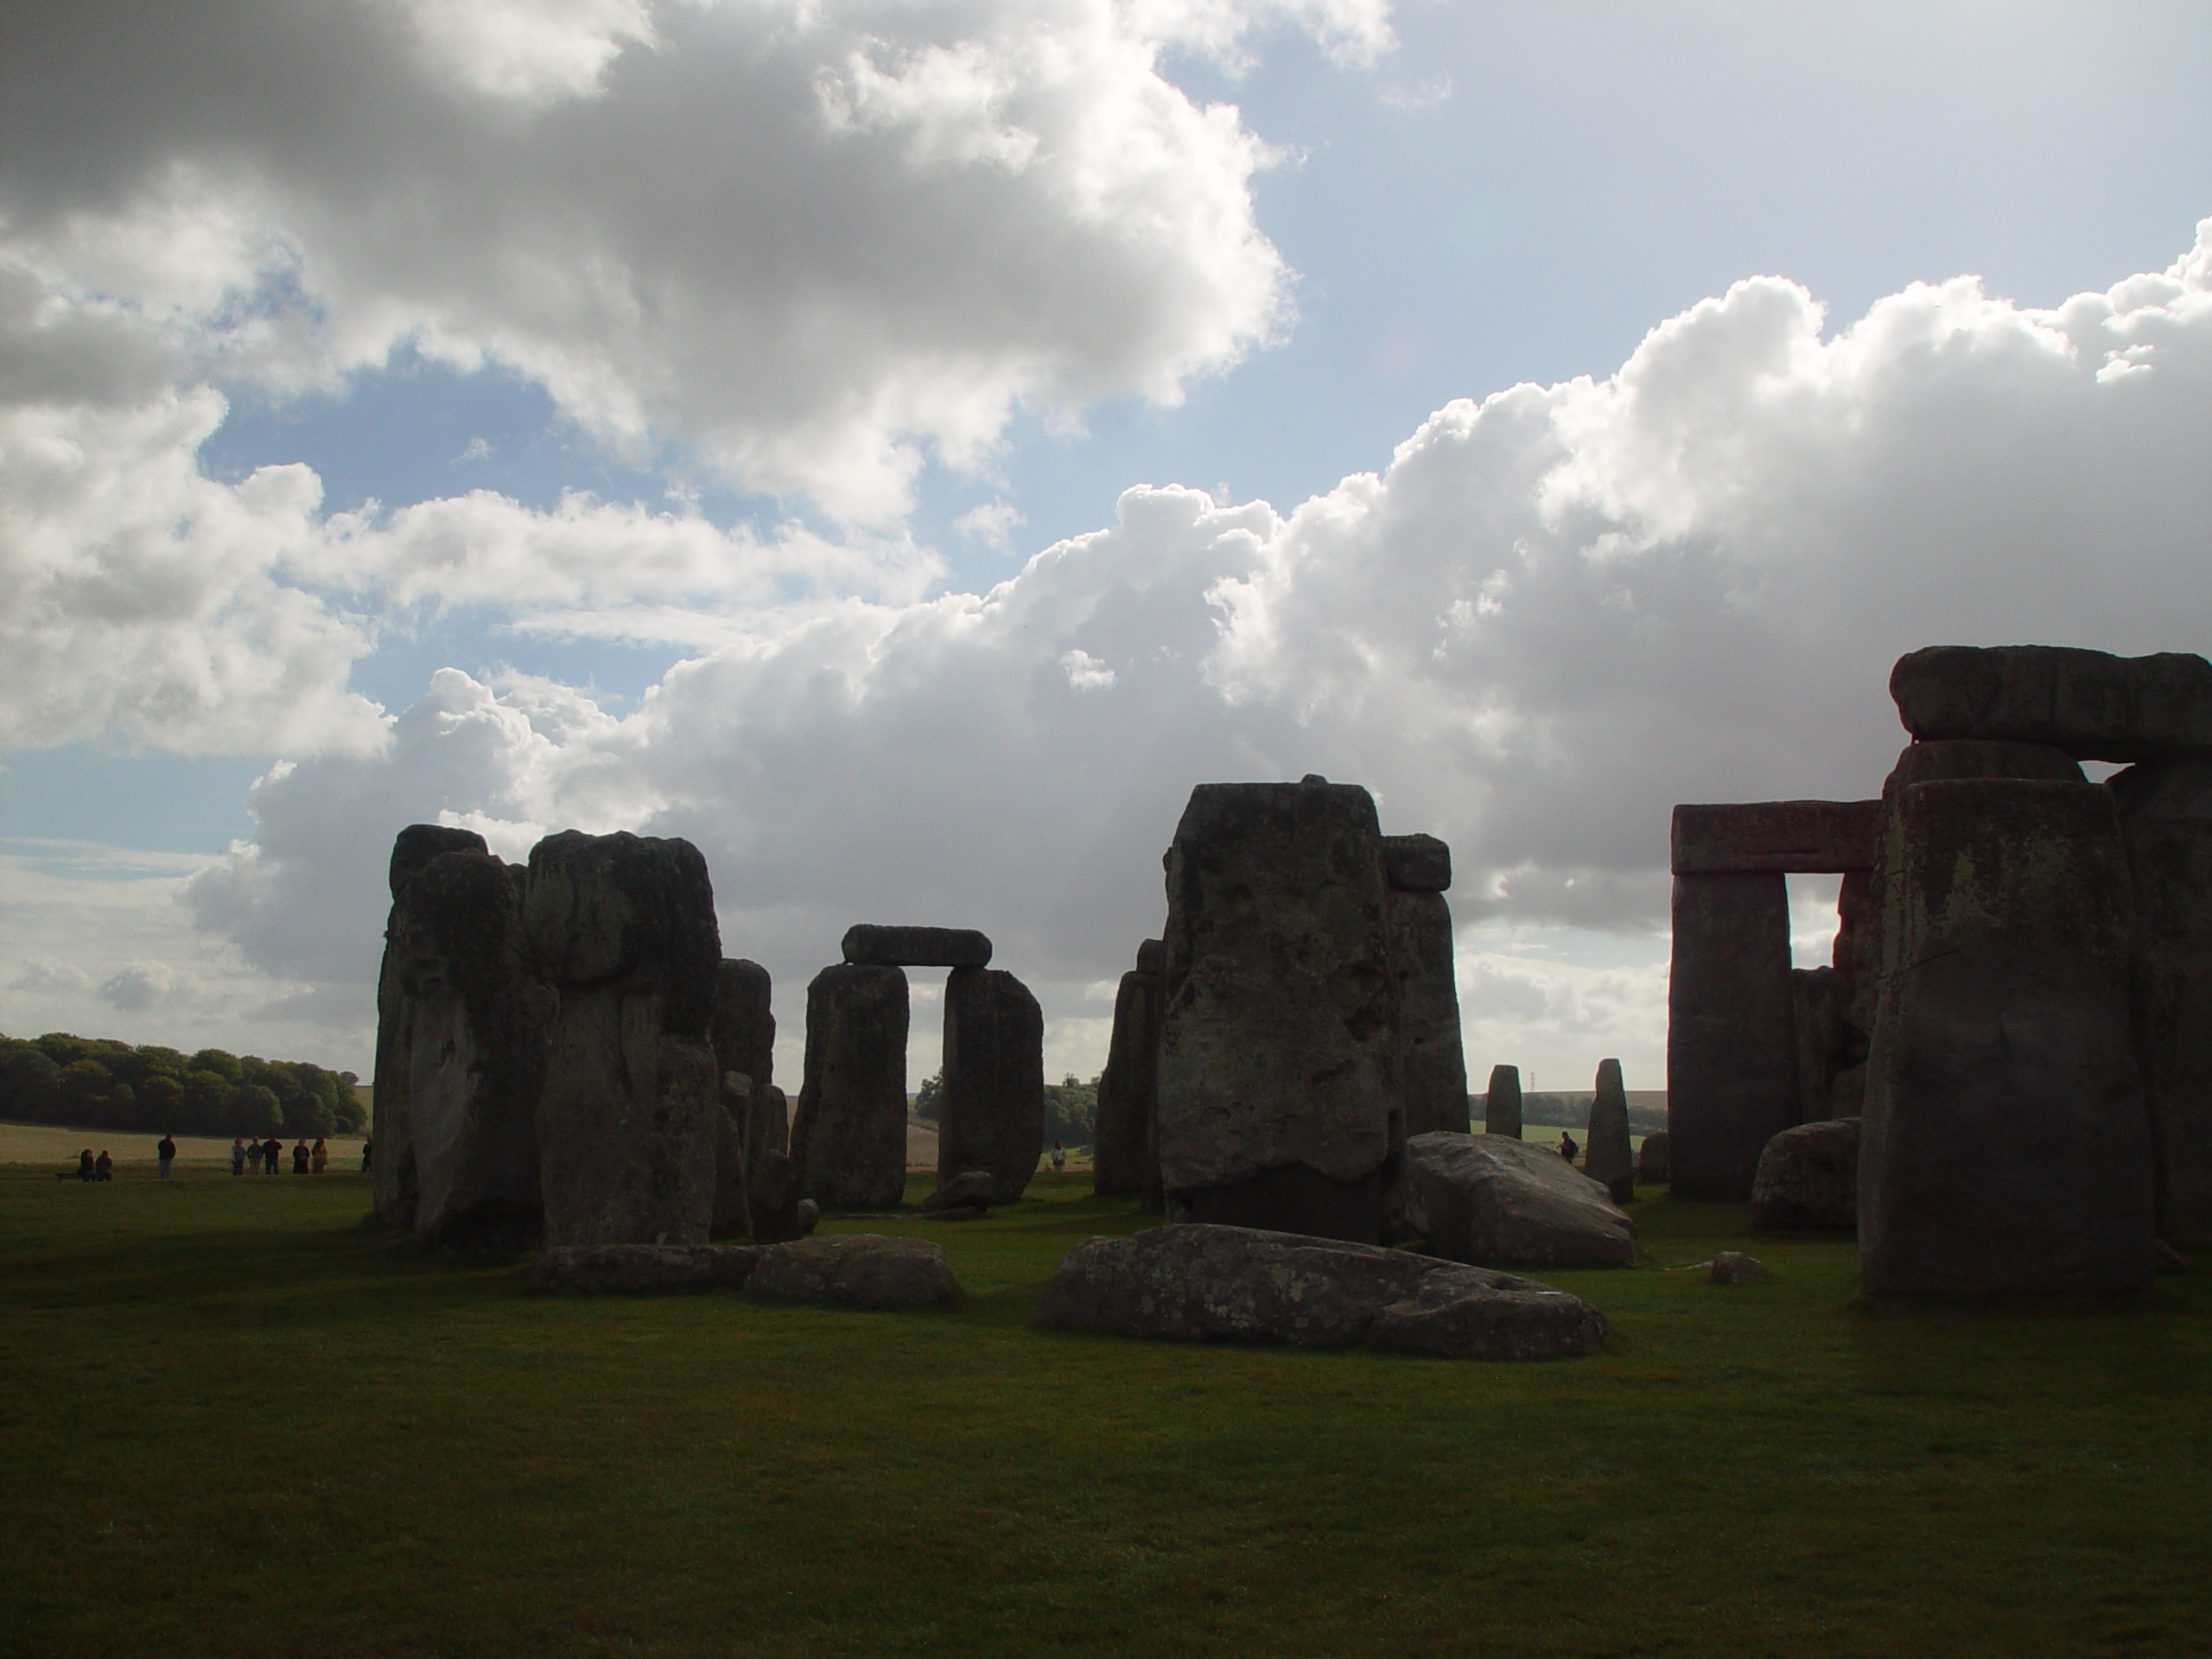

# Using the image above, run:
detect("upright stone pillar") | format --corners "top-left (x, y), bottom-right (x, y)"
top-left (1859, 779), bottom-right (2158, 1294)
top-left (1092, 945), bottom-right (1162, 1197)
top-left (2111, 760), bottom-right (2212, 1244)
top-left (1156, 779), bottom-right (1400, 1243)
top-left (710, 957), bottom-right (778, 1235)
top-left (939, 966), bottom-right (1046, 1204)
top-left (372, 823), bottom-right (493, 1230)
top-left (386, 846), bottom-right (554, 1247)
top-left (1484, 1064), bottom-right (1522, 1139)
top-left (1668, 871), bottom-right (1796, 1200)
top-left (790, 963), bottom-right (910, 1210)
top-left (1667, 800), bottom-right (1879, 1200)
top-left (524, 830), bottom-right (723, 1248)
top-left (1585, 1058), bottom-right (1634, 1205)
top-left (1382, 835), bottom-right (1470, 1136)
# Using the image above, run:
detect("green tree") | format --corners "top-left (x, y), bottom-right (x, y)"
top-left (138, 1072), bottom-right (187, 1130)
top-left (912, 1070), bottom-right (944, 1122)
top-left (231, 1084), bottom-right (284, 1136)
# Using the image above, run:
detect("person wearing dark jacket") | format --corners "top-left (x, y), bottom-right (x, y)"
top-left (291, 1141), bottom-right (309, 1174)
top-left (76, 1149), bottom-right (95, 1181)
top-left (263, 1135), bottom-right (283, 1174)
top-left (1559, 1132), bottom-right (1580, 1165)
top-left (95, 1149), bottom-right (113, 1181)
top-left (156, 1134), bottom-right (176, 1179)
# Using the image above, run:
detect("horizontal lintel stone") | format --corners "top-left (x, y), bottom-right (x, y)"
top-left (1670, 800), bottom-right (1880, 874)
top-left (841, 924), bottom-right (992, 969)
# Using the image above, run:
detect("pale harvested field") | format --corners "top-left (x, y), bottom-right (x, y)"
top-left (0, 1122), bottom-right (366, 1168)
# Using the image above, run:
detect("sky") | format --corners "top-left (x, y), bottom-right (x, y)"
top-left (3, 0), bottom-right (2209, 1096)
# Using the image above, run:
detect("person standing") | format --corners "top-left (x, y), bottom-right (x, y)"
top-left (311, 1137), bottom-right (328, 1174)
top-left (291, 1140), bottom-right (309, 1174)
top-left (360, 1138), bottom-right (373, 1173)
top-left (156, 1133), bottom-right (177, 1180)
top-left (230, 1138), bottom-right (247, 1176)
top-left (1050, 1140), bottom-right (1065, 1173)
top-left (247, 1138), bottom-right (264, 1174)
top-left (1558, 1131), bottom-right (1580, 1165)
top-left (264, 1135), bottom-right (283, 1174)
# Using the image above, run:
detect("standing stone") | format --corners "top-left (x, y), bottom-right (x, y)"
top-left (790, 963), bottom-right (909, 1210)
top-left (1668, 870), bottom-right (1796, 1200)
top-left (1156, 780), bottom-right (1401, 1243)
top-left (372, 823), bottom-right (494, 1231)
top-left (747, 1084), bottom-right (791, 1226)
top-left (938, 966), bottom-right (1046, 1205)
top-left (709, 958), bottom-right (775, 1096)
top-left (1092, 955), bottom-right (1162, 1197)
top-left (1789, 965), bottom-right (1853, 1124)
top-left (1828, 868), bottom-right (1877, 1118)
top-left (2111, 760), bottom-right (2212, 1244)
top-left (385, 847), bottom-right (555, 1248)
top-left (1635, 1131), bottom-right (1669, 1185)
top-left (524, 830), bottom-right (723, 1249)
top-left (711, 1074), bottom-right (753, 1239)
top-left (1484, 1064), bottom-right (1523, 1139)
top-left (1584, 1058), bottom-right (1634, 1204)
top-left (1890, 645), bottom-right (2212, 762)
top-left (1389, 884), bottom-right (1471, 1136)
top-left (1859, 779), bottom-right (2158, 1294)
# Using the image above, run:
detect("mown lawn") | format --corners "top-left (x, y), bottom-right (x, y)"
top-left (1, 1165), bottom-right (2206, 1658)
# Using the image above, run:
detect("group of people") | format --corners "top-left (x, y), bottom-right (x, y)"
top-left (228, 1135), bottom-right (330, 1175)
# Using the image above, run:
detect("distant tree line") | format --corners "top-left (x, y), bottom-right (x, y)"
top-left (912, 1071), bottom-right (1100, 1150)
top-left (1515, 1093), bottom-right (1669, 1138)
top-left (0, 1032), bottom-right (366, 1139)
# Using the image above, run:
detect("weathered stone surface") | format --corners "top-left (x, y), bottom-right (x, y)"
top-left (1668, 871), bottom-right (1796, 1201)
top-left (1484, 1064), bottom-right (1522, 1139)
top-left (1635, 1131), bottom-right (1669, 1186)
top-left (1709, 1251), bottom-right (1766, 1285)
top-left (1790, 965), bottom-right (1855, 1125)
top-left (372, 825), bottom-right (495, 1231)
top-left (1406, 1132), bottom-right (1637, 1268)
top-left (938, 966), bottom-right (1045, 1205)
top-left (1881, 738), bottom-right (2086, 798)
top-left (1585, 1058), bottom-right (1634, 1204)
top-left (2112, 760), bottom-right (2212, 1244)
top-left (1860, 778), bottom-right (2159, 1294)
top-left (530, 1243), bottom-right (760, 1294)
top-left (917, 1169), bottom-right (996, 1214)
top-left (1751, 1117), bottom-right (1859, 1231)
top-left (711, 1079), bottom-right (752, 1239)
top-left (524, 830), bottom-right (721, 1037)
top-left (1092, 966), bottom-right (1161, 1197)
top-left (746, 1084), bottom-right (791, 1228)
top-left (1891, 645), bottom-right (2212, 763)
top-left (525, 830), bottom-right (723, 1248)
top-left (1390, 887), bottom-right (1470, 1135)
top-left (749, 1235), bottom-right (958, 1309)
top-left (1036, 1224), bottom-right (1610, 1359)
top-left (1381, 833), bottom-right (1452, 892)
top-left (747, 1147), bottom-right (816, 1243)
top-left (841, 924), bottom-right (992, 969)
top-left (374, 841), bottom-right (555, 1248)
top-left (790, 964), bottom-right (910, 1210)
top-left (1156, 780), bottom-right (1400, 1243)
top-left (709, 958), bottom-right (775, 1095)
top-left (1670, 801), bottom-right (1880, 874)
top-left (1135, 937), bottom-right (1166, 975)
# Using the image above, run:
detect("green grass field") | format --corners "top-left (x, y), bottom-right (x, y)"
top-left (2, 1166), bottom-right (2207, 1659)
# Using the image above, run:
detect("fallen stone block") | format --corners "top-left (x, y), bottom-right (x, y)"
top-left (1709, 1251), bottom-right (1766, 1285)
top-left (530, 1244), bottom-right (761, 1294)
top-left (748, 1235), bottom-right (959, 1310)
top-left (917, 1170), bottom-right (996, 1214)
top-left (1406, 1132), bottom-right (1636, 1268)
top-left (1036, 1224), bottom-right (1610, 1359)
top-left (1635, 1130), bottom-right (1669, 1186)
top-left (1751, 1117), bottom-right (1859, 1232)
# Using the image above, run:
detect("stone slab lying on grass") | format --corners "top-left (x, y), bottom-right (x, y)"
top-left (1751, 1117), bottom-right (1859, 1231)
top-left (1709, 1251), bottom-right (1766, 1285)
top-left (531, 1244), bottom-right (762, 1293)
top-left (748, 1235), bottom-right (959, 1310)
top-left (1036, 1224), bottom-right (1610, 1359)
top-left (916, 1170), bottom-right (995, 1214)
top-left (1405, 1132), bottom-right (1635, 1268)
